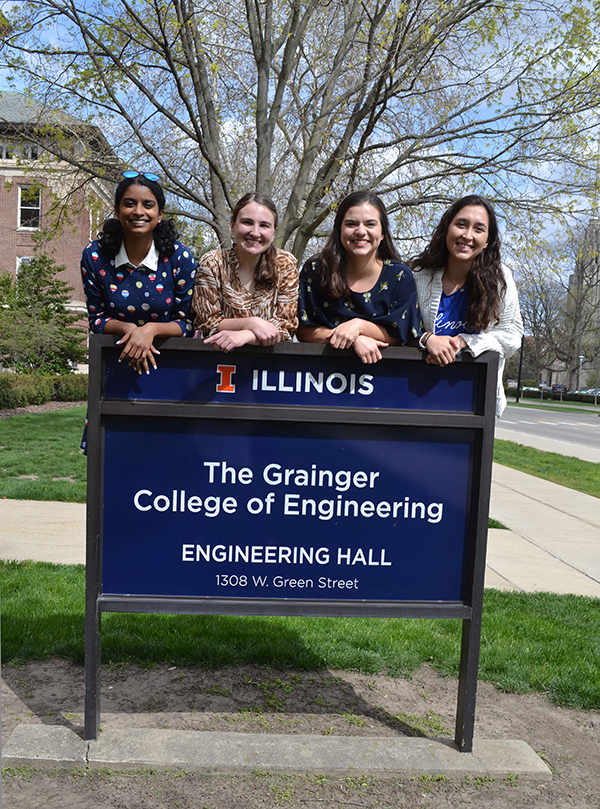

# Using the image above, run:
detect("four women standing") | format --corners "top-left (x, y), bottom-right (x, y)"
top-left (82, 182), bottom-right (521, 414)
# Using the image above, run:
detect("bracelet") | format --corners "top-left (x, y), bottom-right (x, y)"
top-left (418, 331), bottom-right (433, 350)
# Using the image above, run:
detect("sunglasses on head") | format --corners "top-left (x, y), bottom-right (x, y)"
top-left (122, 170), bottom-right (160, 182)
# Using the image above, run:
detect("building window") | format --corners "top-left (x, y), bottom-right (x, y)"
top-left (0, 142), bottom-right (39, 160)
top-left (16, 256), bottom-right (34, 275)
top-left (20, 143), bottom-right (38, 160)
top-left (18, 186), bottom-right (41, 229)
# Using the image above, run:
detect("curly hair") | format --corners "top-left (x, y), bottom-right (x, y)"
top-left (410, 195), bottom-right (505, 332)
top-left (230, 193), bottom-right (281, 285)
top-left (315, 191), bottom-right (402, 298)
top-left (98, 175), bottom-right (179, 259)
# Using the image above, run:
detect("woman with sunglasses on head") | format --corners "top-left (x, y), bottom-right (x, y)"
top-left (297, 190), bottom-right (421, 364)
top-left (410, 194), bottom-right (522, 416)
top-left (192, 193), bottom-right (298, 351)
top-left (81, 171), bottom-right (196, 375)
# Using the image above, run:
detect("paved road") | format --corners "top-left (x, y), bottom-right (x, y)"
top-left (498, 404), bottom-right (600, 458)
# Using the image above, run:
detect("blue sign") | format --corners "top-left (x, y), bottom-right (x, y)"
top-left (104, 347), bottom-right (481, 412)
top-left (102, 417), bottom-right (475, 602)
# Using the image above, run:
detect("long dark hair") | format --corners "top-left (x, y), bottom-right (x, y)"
top-left (231, 192), bottom-right (280, 285)
top-left (410, 195), bottom-right (505, 332)
top-left (316, 191), bottom-right (402, 297)
top-left (98, 176), bottom-right (179, 258)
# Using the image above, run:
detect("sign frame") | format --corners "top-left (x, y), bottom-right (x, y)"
top-left (85, 335), bottom-right (498, 752)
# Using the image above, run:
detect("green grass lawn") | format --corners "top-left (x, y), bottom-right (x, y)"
top-left (0, 407), bottom-right (87, 501)
top-left (494, 440), bottom-right (600, 499)
top-left (1, 560), bottom-right (598, 710)
top-left (505, 397), bottom-right (600, 414)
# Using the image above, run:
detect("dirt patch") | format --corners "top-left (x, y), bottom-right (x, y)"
top-left (0, 400), bottom-right (86, 420)
top-left (2, 660), bottom-right (599, 807)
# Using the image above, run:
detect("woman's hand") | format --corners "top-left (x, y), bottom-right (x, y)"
top-left (116, 324), bottom-right (160, 374)
top-left (247, 317), bottom-right (281, 346)
top-left (204, 329), bottom-right (256, 352)
top-left (352, 335), bottom-right (388, 364)
top-left (425, 334), bottom-right (467, 366)
top-left (210, 317), bottom-right (281, 349)
top-left (329, 320), bottom-right (363, 350)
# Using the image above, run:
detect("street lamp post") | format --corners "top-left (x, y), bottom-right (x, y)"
top-left (515, 335), bottom-right (525, 404)
top-left (578, 355), bottom-right (585, 392)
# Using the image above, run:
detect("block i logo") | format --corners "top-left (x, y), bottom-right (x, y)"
top-left (216, 364), bottom-right (236, 393)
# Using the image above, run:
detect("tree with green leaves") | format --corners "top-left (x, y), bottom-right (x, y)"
top-left (3, 0), bottom-right (600, 259)
top-left (0, 255), bottom-right (87, 373)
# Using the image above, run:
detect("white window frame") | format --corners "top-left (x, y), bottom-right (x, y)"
top-left (18, 185), bottom-right (41, 230)
top-left (16, 256), bottom-right (34, 275)
top-left (1, 142), bottom-right (39, 160)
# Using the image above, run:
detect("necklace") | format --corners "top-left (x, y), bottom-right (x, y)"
top-left (442, 270), bottom-right (467, 295)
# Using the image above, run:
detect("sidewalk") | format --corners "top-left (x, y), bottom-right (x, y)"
top-left (486, 426), bottom-right (600, 596)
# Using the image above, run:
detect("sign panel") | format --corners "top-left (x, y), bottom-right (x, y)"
top-left (103, 347), bottom-right (482, 412)
top-left (103, 417), bottom-right (476, 602)
top-left (86, 339), bottom-right (497, 748)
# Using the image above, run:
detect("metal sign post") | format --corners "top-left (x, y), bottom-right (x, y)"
top-left (85, 336), bottom-right (497, 752)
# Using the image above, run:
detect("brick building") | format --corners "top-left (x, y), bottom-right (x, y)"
top-left (0, 90), bottom-right (114, 314)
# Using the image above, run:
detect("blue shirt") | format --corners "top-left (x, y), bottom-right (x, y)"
top-left (435, 288), bottom-right (478, 337)
top-left (81, 240), bottom-right (196, 336)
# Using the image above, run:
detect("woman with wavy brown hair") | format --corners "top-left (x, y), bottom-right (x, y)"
top-left (298, 190), bottom-right (421, 364)
top-left (192, 193), bottom-right (298, 351)
top-left (411, 194), bottom-right (522, 415)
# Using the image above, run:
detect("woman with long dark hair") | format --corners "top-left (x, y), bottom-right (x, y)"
top-left (297, 190), bottom-right (421, 363)
top-left (81, 171), bottom-right (196, 373)
top-left (411, 194), bottom-right (522, 415)
top-left (192, 193), bottom-right (298, 350)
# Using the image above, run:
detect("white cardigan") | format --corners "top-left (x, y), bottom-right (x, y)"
top-left (413, 266), bottom-right (523, 416)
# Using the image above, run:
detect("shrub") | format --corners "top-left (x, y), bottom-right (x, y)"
top-left (0, 374), bottom-right (88, 409)
top-left (514, 388), bottom-right (599, 405)
top-left (53, 375), bottom-right (89, 402)
top-left (0, 374), bottom-right (54, 408)
top-left (0, 375), bottom-right (20, 409)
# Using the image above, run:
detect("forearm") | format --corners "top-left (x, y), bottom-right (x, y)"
top-left (144, 322), bottom-right (185, 339)
top-left (297, 325), bottom-right (332, 343)
top-left (106, 321), bottom-right (183, 339)
top-left (103, 320), bottom-right (136, 337)
top-left (229, 329), bottom-right (259, 345)
top-left (353, 320), bottom-right (399, 345)
top-left (217, 317), bottom-right (259, 333)
top-left (461, 322), bottom-right (523, 359)
top-left (104, 320), bottom-right (182, 344)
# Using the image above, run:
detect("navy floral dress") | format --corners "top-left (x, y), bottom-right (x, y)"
top-left (298, 257), bottom-right (422, 342)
